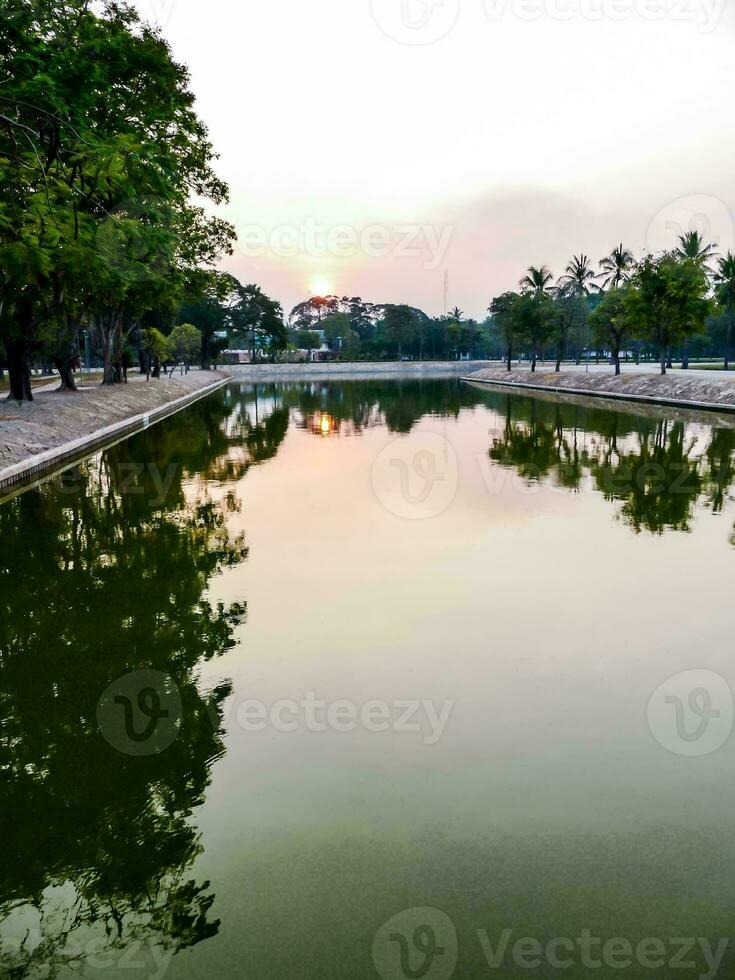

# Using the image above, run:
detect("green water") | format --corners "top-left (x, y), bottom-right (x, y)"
top-left (1, 379), bottom-right (735, 979)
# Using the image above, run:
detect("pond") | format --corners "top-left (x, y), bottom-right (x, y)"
top-left (1, 378), bottom-right (735, 980)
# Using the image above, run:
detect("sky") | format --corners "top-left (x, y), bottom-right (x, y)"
top-left (132, 0), bottom-right (735, 319)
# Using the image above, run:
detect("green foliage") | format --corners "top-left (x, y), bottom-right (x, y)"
top-left (589, 287), bottom-right (630, 372)
top-left (0, 0), bottom-right (234, 396)
top-left (168, 323), bottom-right (202, 366)
top-left (625, 252), bottom-right (711, 372)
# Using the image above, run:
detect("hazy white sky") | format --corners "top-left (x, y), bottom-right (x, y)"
top-left (133, 0), bottom-right (735, 318)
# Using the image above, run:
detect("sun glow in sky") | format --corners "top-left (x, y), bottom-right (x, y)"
top-left (310, 279), bottom-right (333, 300)
top-left (133, 0), bottom-right (735, 318)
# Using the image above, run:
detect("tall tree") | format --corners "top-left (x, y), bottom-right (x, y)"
top-left (714, 252), bottom-right (735, 370)
top-left (488, 292), bottom-right (520, 371)
top-left (599, 244), bottom-right (635, 290)
top-left (561, 254), bottom-right (599, 297)
top-left (520, 265), bottom-right (553, 295)
top-left (589, 287), bottom-right (630, 375)
top-left (0, 0), bottom-right (233, 399)
top-left (625, 252), bottom-right (710, 375)
top-left (676, 231), bottom-right (718, 265)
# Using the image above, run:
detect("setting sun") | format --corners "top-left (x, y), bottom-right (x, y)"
top-left (309, 278), bottom-right (333, 298)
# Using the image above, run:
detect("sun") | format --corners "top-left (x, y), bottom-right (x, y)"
top-left (310, 277), bottom-right (332, 298)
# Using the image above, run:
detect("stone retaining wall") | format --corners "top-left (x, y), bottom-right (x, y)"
top-left (227, 360), bottom-right (493, 380)
top-left (464, 368), bottom-right (735, 416)
top-left (0, 372), bottom-right (228, 499)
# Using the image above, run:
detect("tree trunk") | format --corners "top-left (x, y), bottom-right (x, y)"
top-left (613, 347), bottom-right (621, 376)
top-left (660, 351), bottom-right (667, 376)
top-left (725, 312), bottom-right (733, 371)
top-left (6, 340), bottom-right (34, 402)
top-left (531, 349), bottom-right (537, 373)
top-left (666, 349), bottom-right (673, 370)
top-left (101, 314), bottom-right (123, 384)
top-left (681, 341), bottom-right (689, 370)
top-left (54, 358), bottom-right (78, 392)
top-left (506, 347), bottom-right (512, 371)
top-left (102, 323), bottom-right (115, 384)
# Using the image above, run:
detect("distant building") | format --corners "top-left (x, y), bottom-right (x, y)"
top-left (221, 350), bottom-right (253, 365)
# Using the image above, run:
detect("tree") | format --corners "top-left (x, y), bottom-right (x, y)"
top-left (0, 1), bottom-right (233, 399)
top-left (168, 323), bottom-right (201, 372)
top-left (676, 231), bottom-right (718, 265)
top-left (321, 312), bottom-right (352, 352)
top-left (561, 254), bottom-right (599, 297)
top-left (297, 330), bottom-right (321, 360)
top-left (520, 265), bottom-right (553, 295)
top-left (179, 270), bottom-right (236, 369)
top-left (549, 281), bottom-right (585, 372)
top-left (599, 244), bottom-right (635, 290)
top-left (489, 292), bottom-right (521, 371)
top-left (289, 295), bottom-right (340, 329)
top-left (380, 305), bottom-right (420, 360)
top-left (515, 291), bottom-right (552, 372)
top-left (714, 252), bottom-right (735, 370)
top-left (589, 287), bottom-right (630, 375)
top-left (230, 284), bottom-right (287, 362)
top-left (626, 252), bottom-right (710, 375)
top-left (140, 327), bottom-right (170, 380)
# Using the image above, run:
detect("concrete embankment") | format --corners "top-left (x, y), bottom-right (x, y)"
top-left (463, 367), bottom-right (735, 418)
top-left (0, 370), bottom-right (228, 498)
top-left (227, 360), bottom-right (493, 381)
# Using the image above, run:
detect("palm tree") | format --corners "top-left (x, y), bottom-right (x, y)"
top-left (449, 306), bottom-right (464, 321)
top-left (560, 255), bottom-right (598, 365)
top-left (599, 244), bottom-right (634, 290)
top-left (520, 265), bottom-right (553, 295)
top-left (676, 231), bottom-right (718, 264)
top-left (714, 252), bottom-right (735, 370)
top-left (561, 254), bottom-right (599, 297)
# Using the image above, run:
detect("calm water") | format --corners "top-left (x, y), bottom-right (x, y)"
top-left (2, 379), bottom-right (735, 980)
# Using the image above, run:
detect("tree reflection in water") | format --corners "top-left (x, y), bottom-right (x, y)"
top-left (0, 386), bottom-right (287, 977)
top-left (1, 379), bottom-right (734, 975)
top-left (487, 392), bottom-right (735, 537)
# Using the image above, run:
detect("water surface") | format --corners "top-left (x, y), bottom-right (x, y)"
top-left (1, 379), bottom-right (735, 979)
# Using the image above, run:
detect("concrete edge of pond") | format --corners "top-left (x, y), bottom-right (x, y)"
top-left (0, 374), bottom-right (229, 501)
top-left (227, 360), bottom-right (494, 380)
top-left (462, 372), bottom-right (735, 423)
